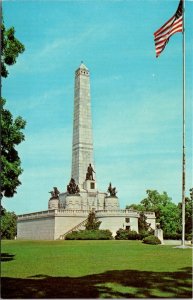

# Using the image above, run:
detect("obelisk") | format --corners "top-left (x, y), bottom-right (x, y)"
top-left (71, 63), bottom-right (95, 188)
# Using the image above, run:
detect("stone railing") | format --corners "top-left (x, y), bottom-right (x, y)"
top-left (17, 209), bottom-right (56, 220)
top-left (55, 209), bottom-right (90, 216)
top-left (144, 211), bottom-right (155, 217)
top-left (95, 209), bottom-right (139, 217)
top-left (17, 208), bottom-right (155, 221)
top-left (17, 209), bottom-right (90, 220)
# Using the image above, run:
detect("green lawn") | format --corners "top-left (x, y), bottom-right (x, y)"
top-left (1, 240), bottom-right (192, 298)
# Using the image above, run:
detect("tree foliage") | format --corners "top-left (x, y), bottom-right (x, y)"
top-left (143, 235), bottom-right (161, 245)
top-left (85, 211), bottom-right (101, 230)
top-left (138, 212), bottom-right (150, 233)
top-left (189, 188), bottom-right (193, 201)
top-left (65, 229), bottom-right (113, 240)
top-left (141, 190), bottom-right (182, 235)
top-left (1, 98), bottom-right (26, 198)
top-left (1, 206), bottom-right (17, 239)
top-left (115, 229), bottom-right (139, 240)
top-left (1, 21), bottom-right (26, 198)
top-left (1, 23), bottom-right (25, 78)
top-left (127, 190), bottom-right (181, 235)
top-left (178, 195), bottom-right (193, 235)
top-left (184, 196), bottom-right (192, 234)
top-left (126, 203), bottom-right (144, 212)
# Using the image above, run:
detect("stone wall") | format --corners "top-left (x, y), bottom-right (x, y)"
top-left (145, 212), bottom-right (156, 230)
top-left (54, 215), bottom-right (87, 239)
top-left (17, 217), bottom-right (55, 240)
top-left (17, 209), bottom-right (89, 240)
top-left (96, 210), bottom-right (139, 236)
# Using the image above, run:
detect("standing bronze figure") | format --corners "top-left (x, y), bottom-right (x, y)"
top-left (86, 163), bottom-right (95, 180)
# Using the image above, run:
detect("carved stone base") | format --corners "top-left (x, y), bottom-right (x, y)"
top-left (65, 195), bottom-right (82, 210)
top-left (83, 180), bottom-right (97, 192)
top-left (155, 228), bottom-right (164, 244)
top-left (48, 198), bottom-right (59, 210)
top-left (104, 196), bottom-right (120, 210)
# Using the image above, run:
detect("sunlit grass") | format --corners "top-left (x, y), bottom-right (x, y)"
top-left (1, 240), bottom-right (192, 298)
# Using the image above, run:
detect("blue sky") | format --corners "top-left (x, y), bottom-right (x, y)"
top-left (2, 0), bottom-right (192, 214)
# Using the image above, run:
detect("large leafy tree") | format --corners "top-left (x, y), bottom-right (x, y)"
top-left (127, 190), bottom-right (181, 235)
top-left (1, 98), bottom-right (26, 197)
top-left (1, 21), bottom-right (26, 198)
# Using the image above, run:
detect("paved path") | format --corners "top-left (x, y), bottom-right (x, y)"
top-left (163, 240), bottom-right (192, 246)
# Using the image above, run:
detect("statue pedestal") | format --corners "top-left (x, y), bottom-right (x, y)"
top-left (155, 228), bottom-right (164, 244)
top-left (104, 196), bottom-right (120, 210)
top-left (48, 198), bottom-right (59, 210)
top-left (83, 180), bottom-right (97, 192)
top-left (65, 194), bottom-right (82, 210)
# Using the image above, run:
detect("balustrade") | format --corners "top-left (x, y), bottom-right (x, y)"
top-left (17, 208), bottom-right (153, 221)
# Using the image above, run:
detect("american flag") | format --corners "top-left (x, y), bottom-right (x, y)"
top-left (154, 0), bottom-right (183, 57)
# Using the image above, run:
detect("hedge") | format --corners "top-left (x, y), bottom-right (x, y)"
top-left (163, 233), bottom-right (192, 240)
top-left (115, 229), bottom-right (155, 240)
top-left (65, 229), bottom-right (113, 240)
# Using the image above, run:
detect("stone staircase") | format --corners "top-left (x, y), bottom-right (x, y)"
top-left (58, 218), bottom-right (88, 240)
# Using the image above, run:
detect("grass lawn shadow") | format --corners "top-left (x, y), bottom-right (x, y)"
top-left (1, 253), bottom-right (15, 262)
top-left (1, 267), bottom-right (192, 298)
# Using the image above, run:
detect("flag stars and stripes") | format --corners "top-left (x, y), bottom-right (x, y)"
top-left (154, 0), bottom-right (183, 57)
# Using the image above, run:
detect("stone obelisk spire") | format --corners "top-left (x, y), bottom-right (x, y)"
top-left (71, 63), bottom-right (94, 188)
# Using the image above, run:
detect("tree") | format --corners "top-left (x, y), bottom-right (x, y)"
top-left (126, 205), bottom-right (152, 235)
top-left (1, 23), bottom-right (25, 78)
top-left (184, 197), bottom-right (192, 235)
top-left (141, 190), bottom-right (181, 234)
top-left (1, 21), bottom-right (26, 198)
top-left (1, 207), bottom-right (17, 239)
top-left (126, 203), bottom-right (145, 212)
top-left (138, 212), bottom-right (150, 233)
top-left (126, 190), bottom-right (181, 235)
top-left (85, 211), bottom-right (101, 230)
top-left (189, 188), bottom-right (193, 201)
top-left (178, 191), bottom-right (193, 235)
top-left (1, 98), bottom-right (26, 198)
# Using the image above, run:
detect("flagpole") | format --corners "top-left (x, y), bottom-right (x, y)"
top-left (181, 0), bottom-right (186, 247)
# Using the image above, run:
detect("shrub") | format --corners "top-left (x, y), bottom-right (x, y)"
top-left (115, 229), bottom-right (129, 240)
top-left (163, 233), bottom-right (182, 240)
top-left (115, 229), bottom-right (139, 240)
top-left (138, 230), bottom-right (150, 240)
top-left (1, 208), bottom-right (17, 239)
top-left (143, 235), bottom-right (161, 245)
top-left (185, 233), bottom-right (192, 241)
top-left (65, 231), bottom-right (78, 240)
top-left (127, 230), bottom-right (139, 240)
top-left (65, 229), bottom-right (113, 240)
